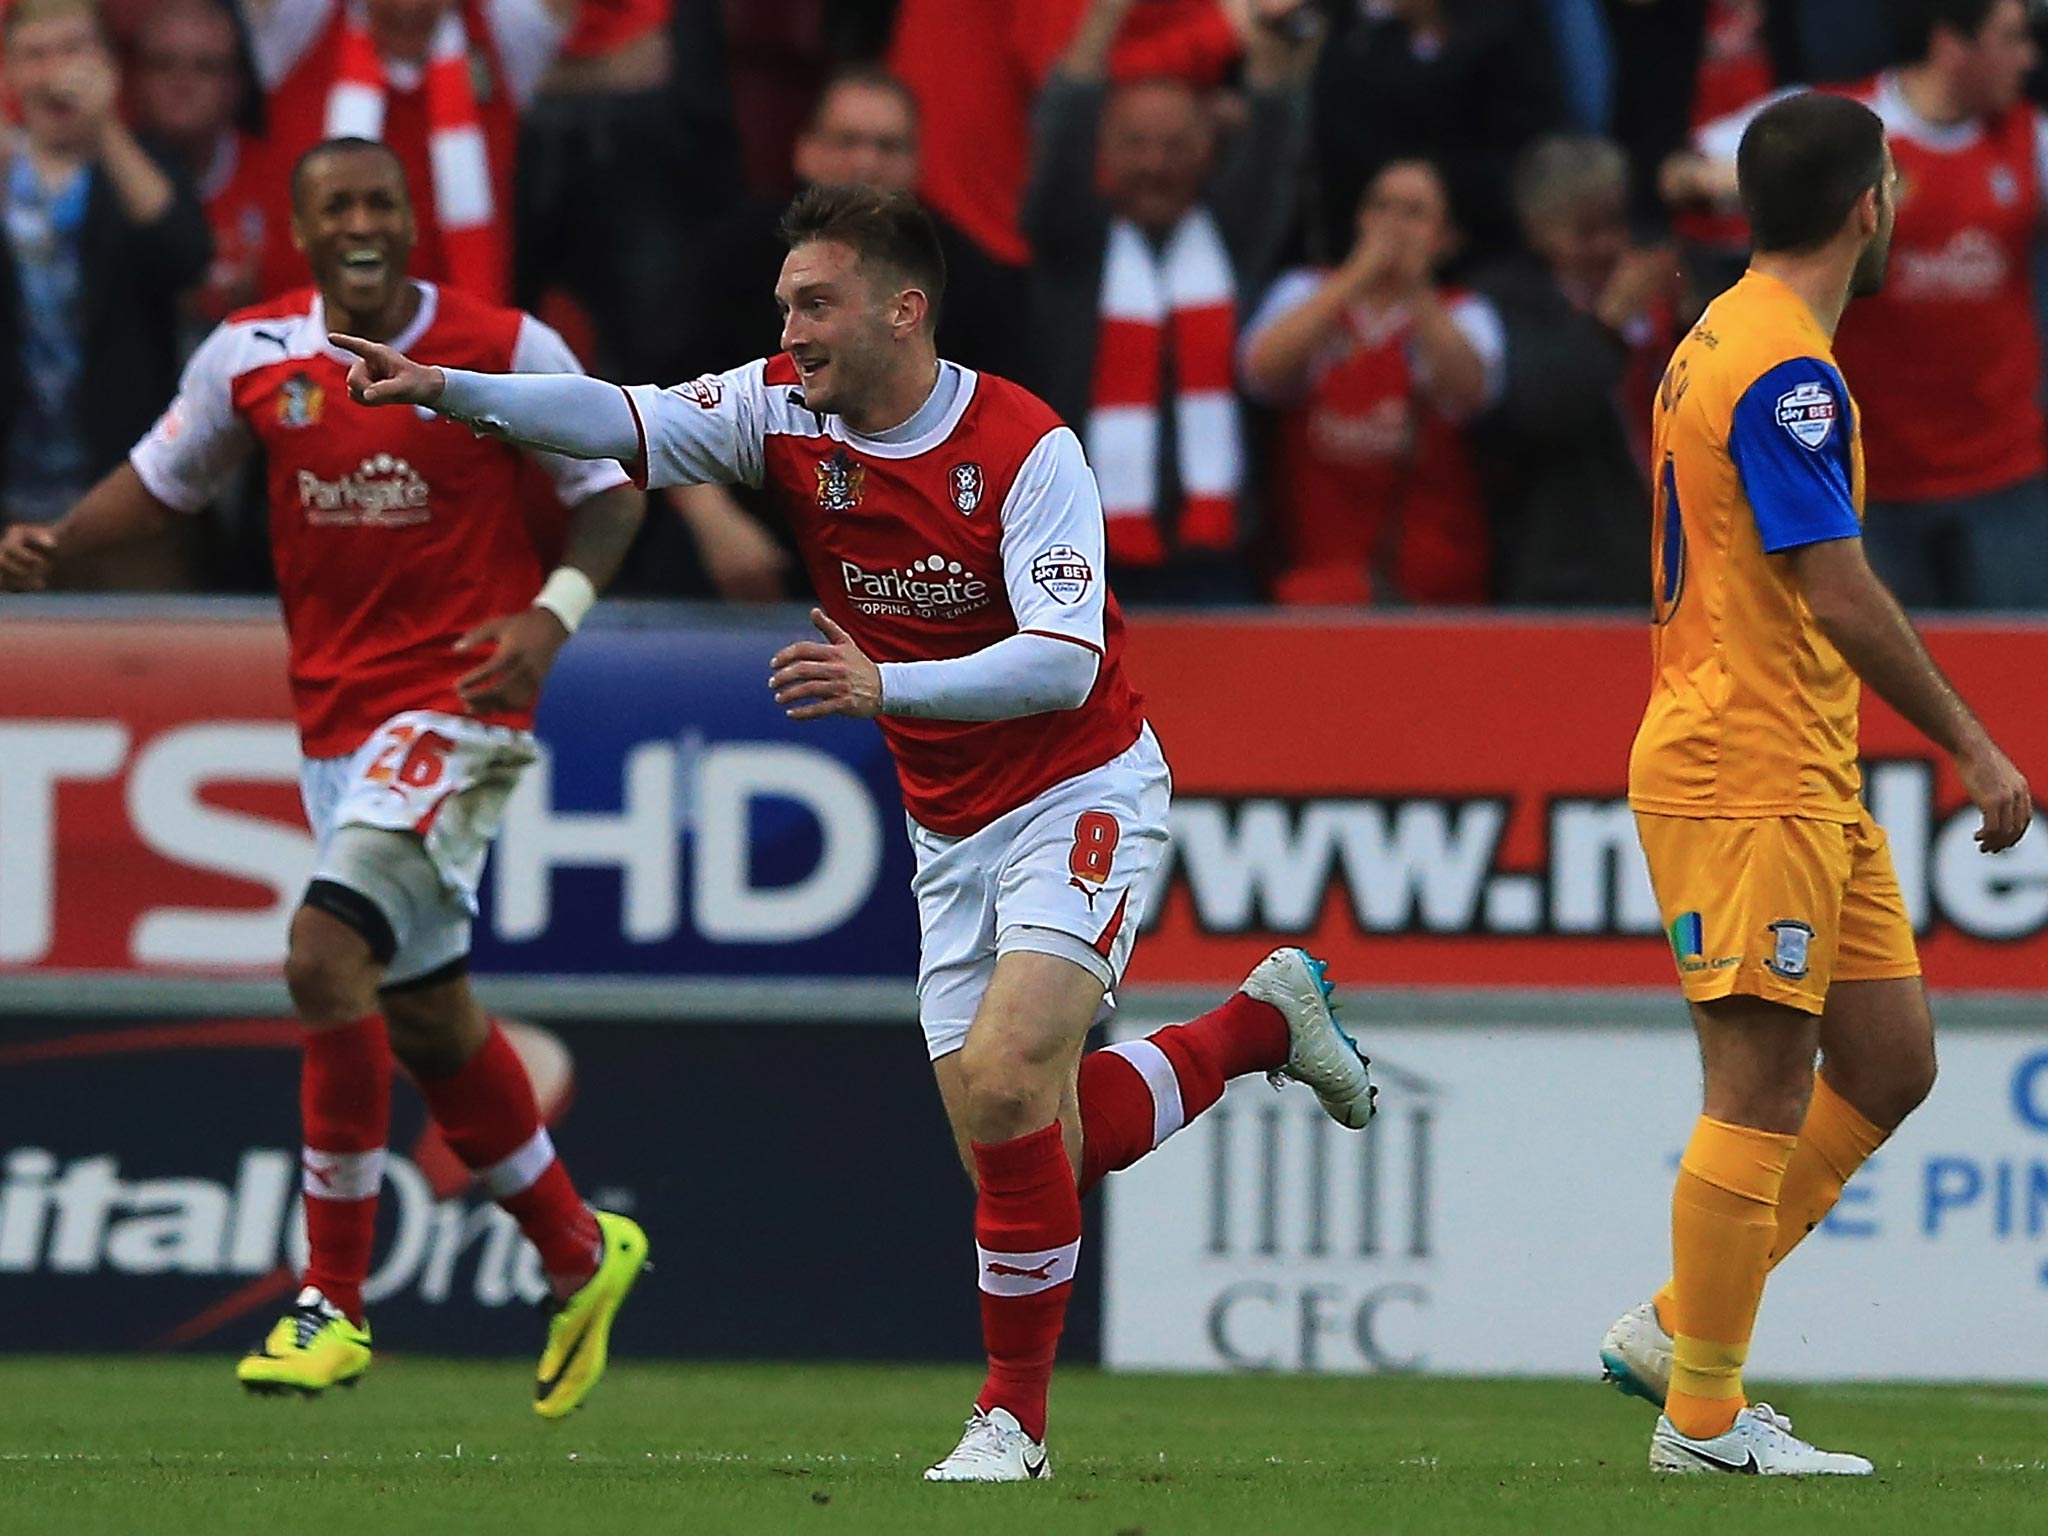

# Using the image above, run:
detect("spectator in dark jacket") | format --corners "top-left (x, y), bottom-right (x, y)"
top-left (1024, 0), bottom-right (1317, 603)
top-left (1464, 135), bottom-right (1676, 607)
top-left (1311, 0), bottom-right (1563, 265)
top-left (1, 0), bottom-right (212, 586)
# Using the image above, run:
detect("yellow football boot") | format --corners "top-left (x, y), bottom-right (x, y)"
top-left (534, 1211), bottom-right (648, 1419)
top-left (237, 1288), bottom-right (372, 1395)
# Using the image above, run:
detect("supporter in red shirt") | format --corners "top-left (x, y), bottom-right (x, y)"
top-left (128, 0), bottom-right (279, 322)
top-left (1240, 158), bottom-right (1493, 606)
top-left (244, 0), bottom-right (578, 306)
top-left (887, 0), bottom-right (1246, 273)
top-left (1680, 0), bottom-right (2048, 610)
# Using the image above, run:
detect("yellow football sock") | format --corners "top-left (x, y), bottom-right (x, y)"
top-left (1651, 1075), bottom-right (1888, 1332)
top-left (1665, 1116), bottom-right (1796, 1441)
top-left (1766, 1075), bottom-right (1886, 1267)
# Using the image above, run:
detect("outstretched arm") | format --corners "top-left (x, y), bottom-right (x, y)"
top-left (333, 334), bottom-right (767, 488)
top-left (0, 466), bottom-right (177, 591)
top-left (333, 333), bottom-right (644, 462)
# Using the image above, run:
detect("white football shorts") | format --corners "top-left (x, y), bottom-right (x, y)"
top-left (299, 710), bottom-right (536, 988)
top-left (910, 723), bottom-right (1173, 1061)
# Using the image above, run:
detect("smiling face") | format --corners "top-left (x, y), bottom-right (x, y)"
top-left (775, 238), bottom-right (909, 418)
top-left (292, 145), bottom-right (417, 327)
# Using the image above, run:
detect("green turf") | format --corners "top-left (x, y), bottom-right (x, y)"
top-left (2, 1360), bottom-right (2044, 1535)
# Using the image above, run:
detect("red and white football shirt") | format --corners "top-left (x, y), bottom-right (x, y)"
top-left (623, 357), bottom-right (1148, 836)
top-left (247, 0), bottom-right (562, 303)
top-left (1240, 271), bottom-right (1492, 606)
top-left (130, 281), bottom-right (628, 757)
top-left (1699, 73), bottom-right (2047, 503)
top-left (1835, 72), bottom-right (2045, 503)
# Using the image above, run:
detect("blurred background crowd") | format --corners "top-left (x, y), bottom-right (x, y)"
top-left (4, 0), bottom-right (2046, 609)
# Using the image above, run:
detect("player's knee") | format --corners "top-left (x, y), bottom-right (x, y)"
top-left (1872, 1048), bottom-right (1937, 1130)
top-left (956, 1035), bottom-right (1060, 1139)
top-left (284, 941), bottom-right (377, 1025)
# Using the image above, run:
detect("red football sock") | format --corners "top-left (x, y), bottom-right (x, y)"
top-left (299, 1015), bottom-right (392, 1325)
top-left (1077, 993), bottom-right (1288, 1195)
top-left (972, 1122), bottom-right (1081, 1443)
top-left (414, 1022), bottom-right (601, 1295)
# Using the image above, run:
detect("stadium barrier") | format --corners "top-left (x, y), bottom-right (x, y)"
top-left (1, 602), bottom-right (2042, 1369)
top-left (1102, 1016), bottom-right (2048, 1383)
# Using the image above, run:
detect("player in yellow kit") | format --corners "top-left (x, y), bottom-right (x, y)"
top-left (1597, 92), bottom-right (2034, 1475)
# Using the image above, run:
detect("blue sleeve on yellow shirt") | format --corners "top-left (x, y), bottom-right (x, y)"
top-left (1729, 357), bottom-right (1864, 553)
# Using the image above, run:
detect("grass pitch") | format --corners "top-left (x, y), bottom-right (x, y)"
top-left (2, 1359), bottom-right (2043, 1535)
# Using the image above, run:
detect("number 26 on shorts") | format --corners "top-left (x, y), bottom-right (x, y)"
top-left (366, 724), bottom-right (454, 791)
top-left (1069, 810), bottom-right (1121, 882)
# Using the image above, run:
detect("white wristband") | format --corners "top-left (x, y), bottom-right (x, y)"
top-left (533, 567), bottom-right (597, 634)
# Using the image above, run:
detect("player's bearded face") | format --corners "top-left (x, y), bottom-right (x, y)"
top-left (776, 242), bottom-right (894, 415)
top-left (1851, 163), bottom-right (1897, 299)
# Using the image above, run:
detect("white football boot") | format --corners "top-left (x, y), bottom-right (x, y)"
top-left (923, 1407), bottom-right (1051, 1482)
top-left (1650, 1402), bottom-right (1873, 1476)
top-left (1599, 1300), bottom-right (1673, 1407)
top-left (1243, 947), bottom-right (1377, 1130)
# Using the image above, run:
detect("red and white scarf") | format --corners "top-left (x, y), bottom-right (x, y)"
top-left (1085, 210), bottom-right (1243, 566)
top-left (325, 4), bottom-right (508, 302)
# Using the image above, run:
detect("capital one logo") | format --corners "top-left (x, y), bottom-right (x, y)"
top-left (0, 1145), bottom-right (555, 1309)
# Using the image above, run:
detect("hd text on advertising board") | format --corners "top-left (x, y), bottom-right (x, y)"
top-left (0, 608), bottom-right (2042, 989)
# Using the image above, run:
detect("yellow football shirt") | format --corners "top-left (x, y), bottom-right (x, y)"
top-left (1629, 270), bottom-right (1866, 822)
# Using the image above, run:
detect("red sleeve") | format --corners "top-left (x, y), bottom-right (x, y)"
top-left (1019, 0), bottom-right (1242, 89)
top-left (1108, 1), bottom-right (1241, 86)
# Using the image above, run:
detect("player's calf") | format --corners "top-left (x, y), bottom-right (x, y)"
top-left (1075, 949), bottom-right (1372, 1195)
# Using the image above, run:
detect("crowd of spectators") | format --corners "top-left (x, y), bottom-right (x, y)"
top-left (2, 0), bottom-right (2045, 608)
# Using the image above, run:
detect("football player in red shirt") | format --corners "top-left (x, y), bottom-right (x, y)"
top-left (0, 138), bottom-right (649, 1416)
top-left (334, 183), bottom-right (1379, 1481)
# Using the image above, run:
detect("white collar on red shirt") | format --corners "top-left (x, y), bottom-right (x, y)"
top-left (1871, 70), bottom-right (1985, 153)
top-left (312, 280), bottom-right (442, 366)
top-left (825, 360), bottom-right (979, 459)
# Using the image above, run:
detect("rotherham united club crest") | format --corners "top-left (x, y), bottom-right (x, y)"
top-left (276, 372), bottom-right (325, 429)
top-left (814, 449), bottom-right (867, 513)
top-left (950, 461), bottom-right (985, 514)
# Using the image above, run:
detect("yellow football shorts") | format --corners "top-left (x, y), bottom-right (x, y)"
top-left (1634, 808), bottom-right (1921, 1015)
